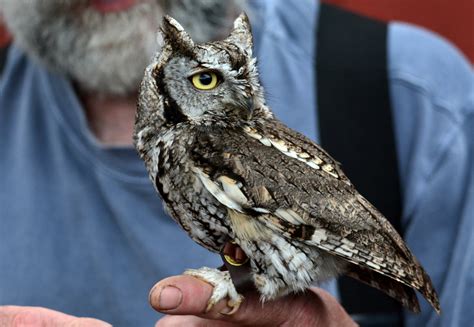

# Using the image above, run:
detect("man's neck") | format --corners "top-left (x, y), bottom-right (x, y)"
top-left (80, 91), bottom-right (137, 147)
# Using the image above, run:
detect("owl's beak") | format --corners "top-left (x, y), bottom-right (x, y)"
top-left (241, 97), bottom-right (254, 120)
top-left (234, 97), bottom-right (254, 120)
top-left (246, 98), bottom-right (255, 114)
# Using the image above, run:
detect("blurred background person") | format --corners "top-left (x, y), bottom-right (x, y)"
top-left (0, 0), bottom-right (354, 326)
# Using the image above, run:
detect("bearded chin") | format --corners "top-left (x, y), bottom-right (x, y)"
top-left (62, 5), bottom-right (163, 95)
top-left (1, 0), bottom-right (246, 96)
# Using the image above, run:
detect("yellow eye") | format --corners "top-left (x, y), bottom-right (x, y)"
top-left (191, 71), bottom-right (220, 90)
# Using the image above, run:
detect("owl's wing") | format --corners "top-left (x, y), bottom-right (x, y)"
top-left (190, 122), bottom-right (440, 313)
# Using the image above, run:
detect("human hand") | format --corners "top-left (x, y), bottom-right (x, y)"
top-left (0, 306), bottom-right (111, 326)
top-left (150, 275), bottom-right (357, 326)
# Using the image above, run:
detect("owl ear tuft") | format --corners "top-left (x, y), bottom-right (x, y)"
top-left (161, 15), bottom-right (195, 53)
top-left (226, 12), bottom-right (253, 55)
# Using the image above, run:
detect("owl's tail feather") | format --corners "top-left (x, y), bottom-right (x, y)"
top-left (413, 264), bottom-right (442, 314)
top-left (345, 265), bottom-right (421, 313)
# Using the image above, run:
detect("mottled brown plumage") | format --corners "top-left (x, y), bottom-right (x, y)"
top-left (134, 13), bottom-right (440, 314)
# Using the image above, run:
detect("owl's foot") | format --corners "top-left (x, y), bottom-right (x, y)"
top-left (184, 267), bottom-right (244, 315)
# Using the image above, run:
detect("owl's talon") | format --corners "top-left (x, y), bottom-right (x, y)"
top-left (222, 296), bottom-right (243, 315)
top-left (205, 302), bottom-right (214, 313)
top-left (184, 267), bottom-right (244, 315)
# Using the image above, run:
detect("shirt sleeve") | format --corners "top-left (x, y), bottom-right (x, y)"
top-left (388, 21), bottom-right (474, 326)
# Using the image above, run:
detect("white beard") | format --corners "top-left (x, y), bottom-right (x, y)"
top-left (0, 0), bottom-right (245, 95)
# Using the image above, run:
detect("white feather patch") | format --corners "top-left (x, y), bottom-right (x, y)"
top-left (274, 208), bottom-right (305, 225)
top-left (306, 161), bottom-right (320, 170)
top-left (193, 167), bottom-right (243, 212)
top-left (298, 152), bottom-right (311, 159)
top-left (218, 176), bottom-right (248, 204)
top-left (366, 261), bottom-right (380, 270)
top-left (283, 150), bottom-right (299, 159)
top-left (269, 139), bottom-right (288, 152)
top-left (243, 130), bottom-right (340, 176)
top-left (334, 246), bottom-right (353, 257)
top-left (253, 207), bottom-right (271, 214)
top-left (310, 229), bottom-right (328, 244)
top-left (244, 128), bottom-right (263, 140)
top-left (259, 137), bottom-right (272, 147)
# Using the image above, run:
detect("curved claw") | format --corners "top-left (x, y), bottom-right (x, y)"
top-left (221, 295), bottom-right (244, 315)
top-left (184, 267), bottom-right (244, 315)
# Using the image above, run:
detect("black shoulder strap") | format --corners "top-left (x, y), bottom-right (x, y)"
top-left (316, 4), bottom-right (404, 326)
top-left (0, 44), bottom-right (9, 77)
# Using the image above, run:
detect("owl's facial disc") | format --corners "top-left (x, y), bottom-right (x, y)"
top-left (158, 55), bottom-right (255, 124)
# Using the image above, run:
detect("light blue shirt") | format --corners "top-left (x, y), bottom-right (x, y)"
top-left (1, 0), bottom-right (473, 326)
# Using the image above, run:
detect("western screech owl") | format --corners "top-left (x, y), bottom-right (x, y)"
top-left (134, 13), bottom-right (440, 315)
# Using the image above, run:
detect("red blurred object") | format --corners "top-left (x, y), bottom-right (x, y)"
top-left (91, 0), bottom-right (138, 13)
top-left (0, 19), bottom-right (12, 48)
top-left (323, 0), bottom-right (474, 63)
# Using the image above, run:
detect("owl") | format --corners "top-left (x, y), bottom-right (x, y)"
top-left (134, 13), bottom-right (441, 315)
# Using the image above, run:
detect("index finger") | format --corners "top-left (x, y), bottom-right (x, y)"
top-left (0, 306), bottom-right (111, 327)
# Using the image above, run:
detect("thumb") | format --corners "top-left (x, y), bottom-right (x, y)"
top-left (149, 275), bottom-right (353, 326)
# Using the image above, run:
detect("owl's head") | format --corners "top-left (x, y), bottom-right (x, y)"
top-left (136, 13), bottom-right (269, 133)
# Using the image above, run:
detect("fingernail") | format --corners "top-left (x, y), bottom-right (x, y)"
top-left (158, 286), bottom-right (183, 310)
